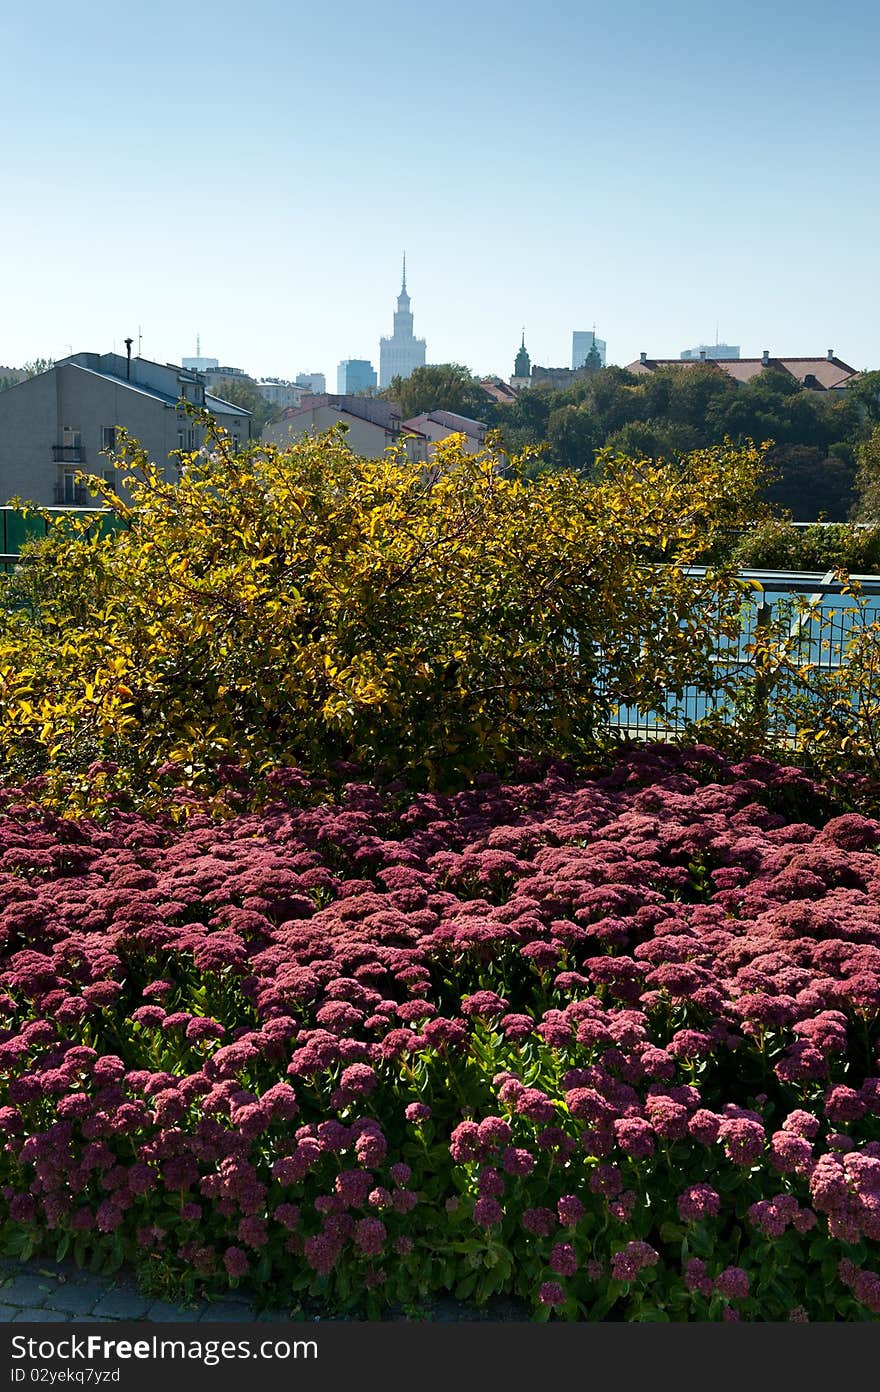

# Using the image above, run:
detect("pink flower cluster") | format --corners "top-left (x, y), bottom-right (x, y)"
top-left (0, 744), bottom-right (879, 1318)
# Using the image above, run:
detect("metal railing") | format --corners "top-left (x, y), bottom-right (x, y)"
top-left (603, 569), bottom-right (880, 741)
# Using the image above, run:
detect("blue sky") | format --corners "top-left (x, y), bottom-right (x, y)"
top-left (1, 0), bottom-right (878, 381)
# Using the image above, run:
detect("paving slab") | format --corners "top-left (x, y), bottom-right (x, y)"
top-left (12, 1308), bottom-right (70, 1322)
top-left (90, 1291), bottom-right (151, 1321)
top-left (0, 1275), bottom-right (56, 1308)
top-left (42, 1283), bottom-right (102, 1317)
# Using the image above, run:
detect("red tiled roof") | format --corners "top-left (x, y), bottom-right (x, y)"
top-left (626, 356), bottom-right (859, 390)
top-left (479, 379), bottom-right (519, 404)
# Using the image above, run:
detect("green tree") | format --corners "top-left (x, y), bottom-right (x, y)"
top-left (208, 376), bottom-right (277, 438)
top-left (382, 364), bottom-right (490, 421)
top-left (854, 424), bottom-right (880, 520)
top-left (705, 368), bottom-right (838, 453)
top-left (545, 405), bottom-right (598, 473)
top-left (494, 382), bottom-right (556, 456)
top-left (762, 444), bottom-right (857, 521)
top-left (847, 370), bottom-right (880, 426)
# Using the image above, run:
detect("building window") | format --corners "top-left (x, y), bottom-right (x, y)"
top-left (62, 427), bottom-right (81, 449)
top-left (63, 470), bottom-right (77, 504)
top-left (102, 469), bottom-right (117, 494)
top-left (101, 426), bottom-right (117, 452)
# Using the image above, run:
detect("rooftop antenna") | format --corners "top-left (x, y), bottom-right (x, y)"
top-left (196, 333), bottom-right (200, 359)
top-left (137, 325), bottom-right (142, 357)
top-left (715, 320), bottom-right (720, 347)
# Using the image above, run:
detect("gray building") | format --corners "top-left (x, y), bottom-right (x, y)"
top-left (0, 352), bottom-right (251, 507)
top-left (337, 359), bottom-right (377, 394)
top-left (264, 394), bottom-right (427, 463)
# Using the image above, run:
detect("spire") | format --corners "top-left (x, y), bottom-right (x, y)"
top-left (396, 254), bottom-right (411, 313)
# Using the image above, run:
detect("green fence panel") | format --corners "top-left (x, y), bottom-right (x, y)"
top-left (3, 510), bottom-right (48, 556)
top-left (0, 507), bottom-right (123, 558)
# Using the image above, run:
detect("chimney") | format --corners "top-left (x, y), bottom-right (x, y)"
top-left (761, 349), bottom-right (769, 366)
top-left (639, 351), bottom-right (647, 364)
top-left (124, 337), bottom-right (133, 380)
top-left (827, 348), bottom-right (834, 360)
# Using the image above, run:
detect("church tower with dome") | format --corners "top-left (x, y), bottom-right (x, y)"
top-left (511, 330), bottom-right (532, 389)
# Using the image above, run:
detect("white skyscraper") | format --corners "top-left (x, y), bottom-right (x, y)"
top-left (379, 255), bottom-right (427, 389)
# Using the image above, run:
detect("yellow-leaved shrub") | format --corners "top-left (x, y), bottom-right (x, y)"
top-left (0, 418), bottom-right (765, 810)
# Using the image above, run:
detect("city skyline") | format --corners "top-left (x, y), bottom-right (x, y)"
top-left (1, 0), bottom-right (878, 383)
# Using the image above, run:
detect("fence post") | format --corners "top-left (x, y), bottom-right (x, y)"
top-left (752, 600), bottom-right (774, 738)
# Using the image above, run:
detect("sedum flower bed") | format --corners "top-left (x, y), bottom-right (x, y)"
top-left (1, 744), bottom-right (880, 1321)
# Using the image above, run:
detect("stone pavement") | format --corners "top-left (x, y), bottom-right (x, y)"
top-left (0, 1256), bottom-right (530, 1324)
top-left (0, 1256), bottom-right (294, 1324)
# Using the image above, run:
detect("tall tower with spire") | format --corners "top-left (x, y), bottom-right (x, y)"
top-left (379, 253), bottom-right (427, 389)
top-left (511, 330), bottom-right (531, 388)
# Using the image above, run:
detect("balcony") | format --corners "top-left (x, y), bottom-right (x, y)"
top-left (54, 483), bottom-right (89, 506)
top-left (52, 444), bottom-right (82, 463)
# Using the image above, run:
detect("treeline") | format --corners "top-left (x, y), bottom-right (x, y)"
top-left (388, 362), bottom-right (880, 522)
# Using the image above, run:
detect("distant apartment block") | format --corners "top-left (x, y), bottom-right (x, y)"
top-left (197, 365), bottom-right (250, 392)
top-left (337, 360), bottom-right (377, 395)
top-left (182, 355), bottom-right (220, 373)
top-left (402, 410), bottom-right (488, 456)
top-left (0, 352), bottom-right (251, 507)
top-left (256, 379), bottom-right (307, 411)
top-left (572, 330), bottom-right (607, 369)
top-left (680, 343), bottom-right (741, 360)
top-left (264, 394), bottom-right (426, 463)
top-left (296, 372), bottom-right (326, 394)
